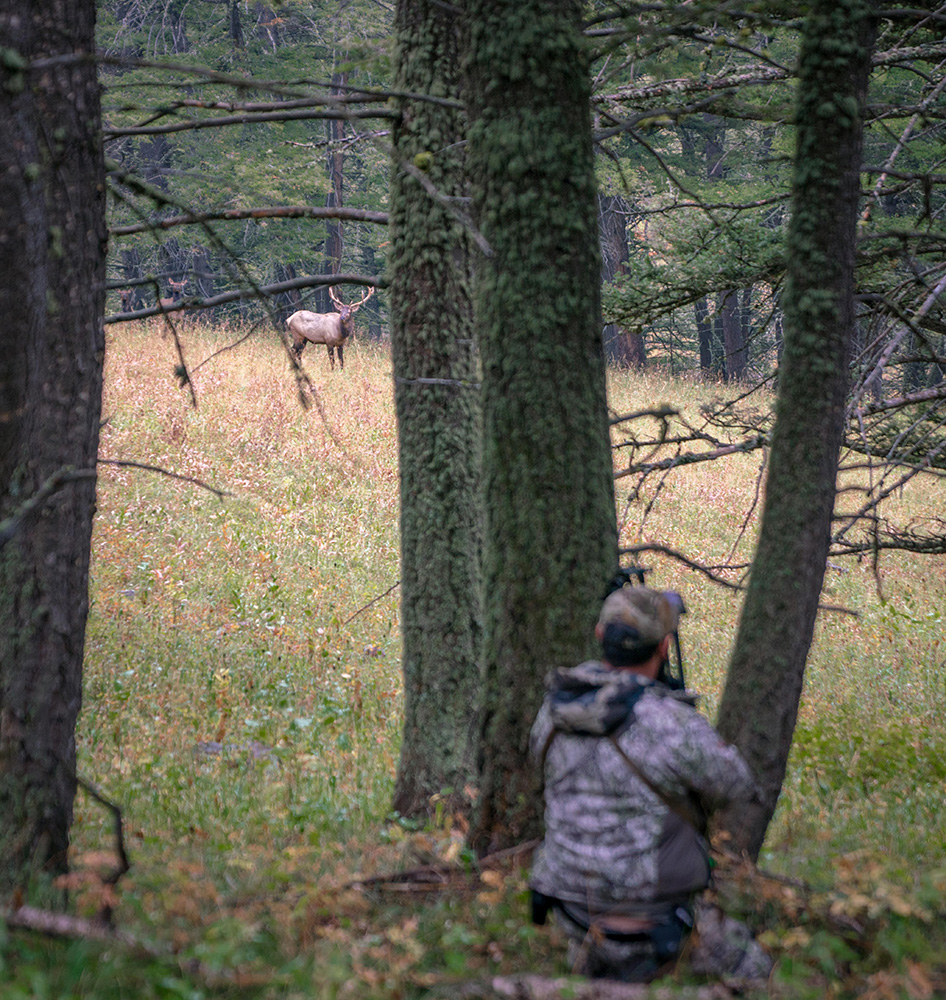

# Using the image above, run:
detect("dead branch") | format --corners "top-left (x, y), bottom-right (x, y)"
top-left (609, 405), bottom-right (677, 426)
top-left (619, 545), bottom-right (747, 589)
top-left (104, 272), bottom-right (383, 324)
top-left (3, 905), bottom-right (274, 989)
top-left (595, 65), bottom-right (790, 107)
top-left (350, 840), bottom-right (540, 894)
top-left (449, 974), bottom-right (741, 1000)
top-left (74, 775), bottom-right (131, 892)
top-left (856, 385), bottom-right (946, 415)
top-left (613, 438), bottom-right (766, 480)
top-left (111, 204), bottom-right (388, 237)
top-left (0, 468), bottom-right (97, 549)
top-left (342, 581), bottom-right (401, 625)
top-left (3, 906), bottom-right (140, 946)
top-left (104, 106), bottom-right (396, 139)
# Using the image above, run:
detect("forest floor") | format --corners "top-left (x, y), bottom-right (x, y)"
top-left (3, 324), bottom-right (945, 999)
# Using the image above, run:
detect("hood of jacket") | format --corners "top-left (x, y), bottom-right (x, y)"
top-left (545, 660), bottom-right (697, 737)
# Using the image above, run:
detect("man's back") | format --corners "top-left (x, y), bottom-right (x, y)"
top-left (530, 661), bottom-right (755, 913)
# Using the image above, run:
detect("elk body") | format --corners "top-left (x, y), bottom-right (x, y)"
top-left (286, 286), bottom-right (374, 370)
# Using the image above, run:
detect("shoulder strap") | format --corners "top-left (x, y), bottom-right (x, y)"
top-left (607, 735), bottom-right (706, 834)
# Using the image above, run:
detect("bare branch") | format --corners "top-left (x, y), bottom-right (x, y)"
top-left (104, 105), bottom-right (398, 139)
top-left (398, 159), bottom-right (493, 257)
top-left (610, 405), bottom-right (677, 426)
top-left (3, 906), bottom-right (140, 946)
top-left (595, 65), bottom-right (790, 107)
top-left (619, 544), bottom-right (747, 589)
top-left (105, 273), bottom-right (383, 324)
top-left (99, 460), bottom-right (229, 498)
top-left (342, 581), bottom-right (401, 626)
top-left (110, 204), bottom-right (388, 237)
top-left (0, 468), bottom-right (96, 550)
top-left (613, 437), bottom-right (766, 480)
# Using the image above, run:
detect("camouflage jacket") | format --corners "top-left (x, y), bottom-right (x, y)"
top-left (529, 661), bottom-right (756, 913)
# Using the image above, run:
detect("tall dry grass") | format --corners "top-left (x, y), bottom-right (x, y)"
top-left (69, 319), bottom-right (946, 993)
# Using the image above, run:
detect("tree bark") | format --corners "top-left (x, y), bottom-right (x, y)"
top-left (716, 0), bottom-right (875, 860)
top-left (599, 194), bottom-right (645, 369)
top-left (389, 0), bottom-right (482, 817)
top-left (695, 297), bottom-right (724, 379)
top-left (229, 1), bottom-right (244, 50)
top-left (703, 119), bottom-right (747, 381)
top-left (0, 0), bottom-right (107, 891)
top-left (464, 0), bottom-right (618, 853)
top-left (322, 72), bottom-right (347, 313)
top-left (718, 289), bottom-right (747, 381)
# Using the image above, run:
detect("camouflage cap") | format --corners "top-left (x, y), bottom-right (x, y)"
top-left (598, 586), bottom-right (681, 644)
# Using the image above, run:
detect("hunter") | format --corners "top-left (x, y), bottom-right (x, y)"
top-left (529, 584), bottom-right (772, 982)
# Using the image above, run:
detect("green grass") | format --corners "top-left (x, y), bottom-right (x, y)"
top-left (3, 321), bottom-right (945, 998)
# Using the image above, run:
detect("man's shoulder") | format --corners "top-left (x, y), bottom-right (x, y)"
top-left (631, 687), bottom-right (728, 751)
top-left (636, 684), bottom-right (701, 720)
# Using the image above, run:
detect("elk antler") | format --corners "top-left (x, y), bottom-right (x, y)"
top-left (329, 285), bottom-right (375, 312)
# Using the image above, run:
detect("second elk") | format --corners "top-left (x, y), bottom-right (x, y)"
top-left (286, 286), bottom-right (374, 370)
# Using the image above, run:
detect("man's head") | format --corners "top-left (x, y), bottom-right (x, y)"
top-left (595, 586), bottom-right (682, 673)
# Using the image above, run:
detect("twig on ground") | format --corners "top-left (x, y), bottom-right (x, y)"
top-left (349, 839), bottom-right (540, 894)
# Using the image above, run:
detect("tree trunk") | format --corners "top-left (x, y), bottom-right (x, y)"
top-left (255, 4), bottom-right (280, 51)
top-left (389, 0), bottom-right (482, 817)
top-left (0, 0), bottom-right (107, 891)
top-left (323, 72), bottom-right (347, 313)
top-left (740, 287), bottom-right (753, 366)
top-left (169, 5), bottom-right (189, 54)
top-left (465, 0), bottom-right (618, 853)
top-left (715, 0), bottom-right (875, 860)
top-left (599, 194), bottom-right (646, 368)
top-left (229, 1), bottom-right (244, 49)
top-left (704, 120), bottom-right (747, 381)
top-left (120, 248), bottom-right (144, 312)
top-left (718, 289), bottom-right (747, 381)
top-left (697, 297), bottom-right (726, 380)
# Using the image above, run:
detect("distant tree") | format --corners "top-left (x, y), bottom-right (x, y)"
top-left (599, 193), bottom-right (646, 368)
top-left (465, 0), bottom-right (618, 853)
top-left (389, 0), bottom-right (482, 816)
top-left (0, 0), bottom-right (107, 890)
top-left (716, 0), bottom-right (876, 859)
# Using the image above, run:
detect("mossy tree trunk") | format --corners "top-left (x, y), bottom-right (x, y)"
top-left (0, 0), bottom-right (107, 892)
top-left (716, 0), bottom-right (876, 860)
top-left (389, 0), bottom-right (483, 816)
top-left (464, 0), bottom-right (618, 853)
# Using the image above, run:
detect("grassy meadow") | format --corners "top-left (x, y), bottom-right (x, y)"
top-left (6, 321), bottom-right (945, 998)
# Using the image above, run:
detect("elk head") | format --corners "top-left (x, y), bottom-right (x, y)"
top-left (328, 285), bottom-right (375, 338)
top-left (159, 278), bottom-right (188, 311)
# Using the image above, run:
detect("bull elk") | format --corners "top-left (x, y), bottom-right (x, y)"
top-left (286, 286), bottom-right (374, 370)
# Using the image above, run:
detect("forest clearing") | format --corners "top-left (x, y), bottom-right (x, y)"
top-left (2, 1), bottom-right (944, 996)
top-left (9, 323), bottom-right (938, 998)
